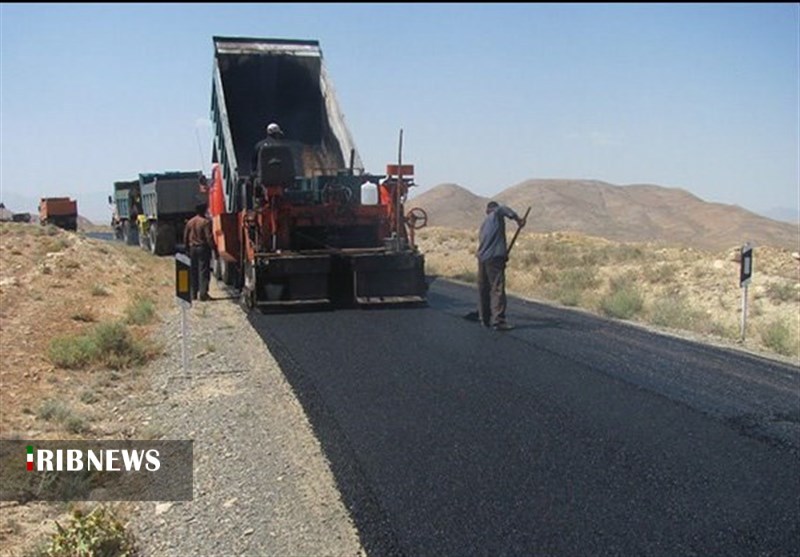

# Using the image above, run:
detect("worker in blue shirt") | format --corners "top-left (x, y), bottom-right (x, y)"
top-left (476, 201), bottom-right (526, 331)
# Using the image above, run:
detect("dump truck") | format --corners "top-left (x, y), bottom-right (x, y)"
top-left (110, 180), bottom-right (141, 245)
top-left (137, 171), bottom-right (206, 255)
top-left (39, 197), bottom-right (78, 231)
top-left (111, 172), bottom-right (205, 254)
top-left (208, 36), bottom-right (428, 308)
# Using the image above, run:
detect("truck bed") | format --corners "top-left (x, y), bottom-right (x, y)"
top-left (39, 198), bottom-right (77, 218)
top-left (211, 37), bottom-right (363, 207)
top-left (140, 171), bottom-right (203, 218)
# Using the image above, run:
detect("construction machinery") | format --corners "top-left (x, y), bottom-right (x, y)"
top-left (111, 172), bottom-right (205, 254)
top-left (137, 171), bottom-right (206, 255)
top-left (38, 197), bottom-right (78, 231)
top-left (110, 180), bottom-right (141, 245)
top-left (208, 36), bottom-right (428, 308)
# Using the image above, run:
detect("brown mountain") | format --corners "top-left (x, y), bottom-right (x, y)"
top-left (408, 183), bottom-right (488, 229)
top-left (411, 179), bottom-right (799, 252)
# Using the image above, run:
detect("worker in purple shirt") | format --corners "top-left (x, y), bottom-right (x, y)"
top-left (476, 201), bottom-right (526, 331)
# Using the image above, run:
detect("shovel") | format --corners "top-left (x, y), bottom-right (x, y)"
top-left (463, 206), bottom-right (531, 322)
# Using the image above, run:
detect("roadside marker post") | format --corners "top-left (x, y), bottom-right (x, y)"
top-left (175, 253), bottom-right (192, 374)
top-left (739, 243), bottom-right (753, 342)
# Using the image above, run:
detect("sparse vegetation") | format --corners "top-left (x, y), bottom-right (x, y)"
top-left (37, 400), bottom-right (88, 433)
top-left (549, 267), bottom-right (599, 307)
top-left (649, 295), bottom-right (704, 330)
top-left (40, 237), bottom-right (70, 255)
top-left (418, 227), bottom-right (800, 360)
top-left (760, 319), bottom-right (798, 357)
top-left (2, 222), bottom-right (174, 552)
top-left (124, 297), bottom-right (157, 325)
top-left (48, 321), bottom-right (151, 370)
top-left (644, 263), bottom-right (678, 284)
top-left (765, 281), bottom-right (798, 304)
top-left (48, 333), bottom-right (99, 369)
top-left (70, 309), bottom-right (97, 323)
top-left (42, 507), bottom-right (138, 557)
top-left (91, 284), bottom-right (110, 297)
top-left (600, 275), bottom-right (645, 320)
top-left (79, 389), bottom-right (100, 404)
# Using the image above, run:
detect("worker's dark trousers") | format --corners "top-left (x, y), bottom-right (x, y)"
top-left (189, 245), bottom-right (211, 300)
top-left (477, 256), bottom-right (508, 327)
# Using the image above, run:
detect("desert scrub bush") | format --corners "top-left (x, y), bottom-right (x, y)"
top-left (516, 250), bottom-right (540, 269)
top-left (49, 334), bottom-right (98, 369)
top-left (38, 399), bottom-right (74, 423)
top-left (649, 295), bottom-right (704, 330)
top-left (550, 267), bottom-right (599, 306)
top-left (93, 322), bottom-right (148, 368)
top-left (600, 275), bottom-right (644, 319)
top-left (593, 244), bottom-right (645, 265)
top-left (36, 400), bottom-right (88, 433)
top-left (70, 310), bottom-right (96, 323)
top-left (40, 237), bottom-right (70, 254)
top-left (759, 319), bottom-right (799, 357)
top-left (765, 281), bottom-right (798, 304)
top-left (44, 507), bottom-right (138, 557)
top-left (124, 296), bottom-right (156, 325)
top-left (643, 263), bottom-right (678, 284)
top-left (48, 322), bottom-right (149, 370)
top-left (90, 284), bottom-right (110, 297)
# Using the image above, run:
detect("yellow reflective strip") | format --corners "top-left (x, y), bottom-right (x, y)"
top-left (178, 269), bottom-right (189, 293)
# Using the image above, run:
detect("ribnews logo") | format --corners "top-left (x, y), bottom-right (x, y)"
top-left (25, 444), bottom-right (161, 472)
top-left (2, 440), bottom-right (193, 501)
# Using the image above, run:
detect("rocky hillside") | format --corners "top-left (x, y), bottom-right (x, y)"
top-left (411, 180), bottom-right (799, 252)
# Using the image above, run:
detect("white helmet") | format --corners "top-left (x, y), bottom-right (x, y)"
top-left (266, 123), bottom-right (283, 137)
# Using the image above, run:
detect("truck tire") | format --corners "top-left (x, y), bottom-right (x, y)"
top-left (149, 223), bottom-right (159, 255)
top-left (240, 261), bottom-right (255, 310)
top-left (212, 252), bottom-right (222, 281)
top-left (139, 222), bottom-right (150, 252)
top-left (158, 223), bottom-right (176, 255)
top-left (220, 258), bottom-right (232, 285)
top-left (126, 222), bottom-right (139, 246)
top-left (221, 259), bottom-right (241, 287)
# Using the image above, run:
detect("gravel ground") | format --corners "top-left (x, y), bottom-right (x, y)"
top-left (128, 280), bottom-right (365, 557)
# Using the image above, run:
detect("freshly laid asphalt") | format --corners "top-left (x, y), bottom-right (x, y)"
top-left (248, 278), bottom-right (800, 557)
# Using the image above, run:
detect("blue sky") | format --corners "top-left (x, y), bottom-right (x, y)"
top-left (1, 3), bottom-right (798, 223)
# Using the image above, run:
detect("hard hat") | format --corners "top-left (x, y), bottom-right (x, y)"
top-left (266, 123), bottom-right (283, 136)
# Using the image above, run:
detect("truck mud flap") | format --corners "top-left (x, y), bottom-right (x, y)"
top-left (350, 252), bottom-right (427, 305)
top-left (254, 254), bottom-right (331, 305)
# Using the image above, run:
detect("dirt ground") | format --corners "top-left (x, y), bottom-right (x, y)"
top-left (0, 221), bottom-right (362, 556)
top-left (0, 222), bottom-right (174, 554)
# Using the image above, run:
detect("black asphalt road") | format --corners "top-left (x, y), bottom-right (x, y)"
top-left (85, 231), bottom-right (115, 242)
top-left (248, 278), bottom-right (800, 557)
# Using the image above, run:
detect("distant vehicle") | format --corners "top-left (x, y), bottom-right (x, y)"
top-left (38, 197), bottom-right (78, 231)
top-left (110, 180), bottom-right (140, 245)
top-left (12, 213), bottom-right (31, 223)
top-left (110, 171), bottom-right (205, 255)
top-left (0, 203), bottom-right (12, 222)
